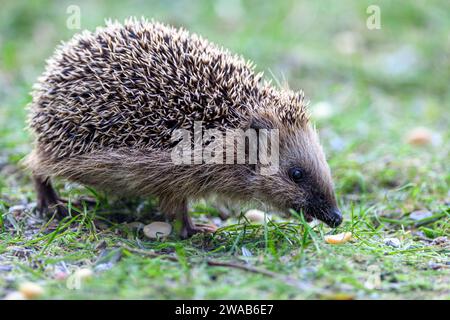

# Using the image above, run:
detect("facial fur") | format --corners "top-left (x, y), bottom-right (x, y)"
top-left (247, 111), bottom-right (342, 227)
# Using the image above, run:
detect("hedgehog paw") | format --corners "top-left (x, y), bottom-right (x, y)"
top-left (46, 200), bottom-right (71, 218)
top-left (35, 197), bottom-right (70, 218)
top-left (34, 176), bottom-right (69, 219)
top-left (181, 223), bottom-right (218, 239)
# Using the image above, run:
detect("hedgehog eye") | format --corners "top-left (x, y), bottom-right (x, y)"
top-left (289, 168), bottom-right (303, 183)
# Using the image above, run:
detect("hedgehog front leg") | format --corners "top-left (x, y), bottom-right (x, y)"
top-left (159, 197), bottom-right (217, 239)
top-left (180, 211), bottom-right (218, 239)
top-left (33, 176), bottom-right (69, 218)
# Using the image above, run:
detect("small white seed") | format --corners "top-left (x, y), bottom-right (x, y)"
top-left (384, 237), bottom-right (401, 248)
top-left (244, 209), bottom-right (267, 223)
top-left (74, 268), bottom-right (93, 280)
top-left (324, 232), bottom-right (352, 244)
top-left (18, 282), bottom-right (45, 299)
top-left (143, 222), bottom-right (172, 239)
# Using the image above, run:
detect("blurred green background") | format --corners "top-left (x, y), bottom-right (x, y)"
top-left (0, 0), bottom-right (448, 299)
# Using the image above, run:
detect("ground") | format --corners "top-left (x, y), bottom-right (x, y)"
top-left (0, 0), bottom-right (449, 299)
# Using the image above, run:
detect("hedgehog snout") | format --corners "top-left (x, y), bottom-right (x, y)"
top-left (296, 197), bottom-right (342, 227)
top-left (322, 207), bottom-right (343, 228)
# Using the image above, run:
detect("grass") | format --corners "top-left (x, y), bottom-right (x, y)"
top-left (0, 0), bottom-right (449, 299)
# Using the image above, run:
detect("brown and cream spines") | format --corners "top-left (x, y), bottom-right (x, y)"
top-left (29, 18), bottom-right (307, 159)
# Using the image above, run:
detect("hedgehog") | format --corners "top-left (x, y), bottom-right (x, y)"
top-left (25, 18), bottom-right (342, 238)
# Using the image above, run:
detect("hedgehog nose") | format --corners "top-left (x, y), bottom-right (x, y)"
top-left (326, 208), bottom-right (343, 228)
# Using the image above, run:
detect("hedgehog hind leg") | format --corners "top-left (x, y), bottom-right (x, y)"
top-left (33, 175), bottom-right (69, 218)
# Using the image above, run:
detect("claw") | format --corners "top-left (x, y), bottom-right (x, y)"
top-left (181, 221), bottom-right (218, 239)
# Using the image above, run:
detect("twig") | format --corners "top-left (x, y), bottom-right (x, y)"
top-left (121, 245), bottom-right (178, 262)
top-left (205, 260), bottom-right (278, 277)
top-left (121, 245), bottom-right (278, 278)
